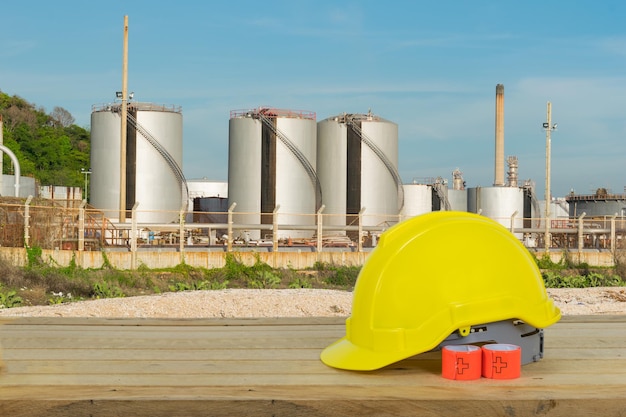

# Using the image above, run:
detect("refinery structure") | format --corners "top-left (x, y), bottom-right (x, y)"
top-left (1, 17), bottom-right (625, 261)
top-left (2, 82), bottom-right (626, 257)
top-left (80, 80), bottom-right (626, 253)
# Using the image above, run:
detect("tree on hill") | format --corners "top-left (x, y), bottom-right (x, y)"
top-left (0, 90), bottom-right (90, 188)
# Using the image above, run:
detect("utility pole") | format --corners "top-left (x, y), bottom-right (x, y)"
top-left (543, 102), bottom-right (557, 251)
top-left (119, 15), bottom-right (129, 223)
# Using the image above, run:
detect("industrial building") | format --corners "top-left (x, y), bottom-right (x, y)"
top-left (4, 79), bottom-right (617, 254)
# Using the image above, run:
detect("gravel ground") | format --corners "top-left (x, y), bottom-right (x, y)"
top-left (0, 287), bottom-right (625, 318)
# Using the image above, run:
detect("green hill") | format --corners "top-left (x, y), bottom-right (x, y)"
top-left (0, 90), bottom-right (90, 187)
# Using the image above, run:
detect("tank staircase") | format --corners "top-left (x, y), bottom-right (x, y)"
top-left (61, 206), bottom-right (124, 249)
top-left (432, 177), bottom-right (451, 211)
top-left (345, 117), bottom-right (405, 211)
top-left (84, 208), bottom-right (122, 247)
top-left (524, 183), bottom-right (542, 228)
top-left (112, 109), bottom-right (189, 208)
top-left (255, 112), bottom-right (323, 210)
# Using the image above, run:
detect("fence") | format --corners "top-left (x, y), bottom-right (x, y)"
top-left (0, 198), bottom-right (623, 269)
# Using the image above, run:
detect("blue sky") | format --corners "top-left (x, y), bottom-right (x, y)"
top-left (1, 1), bottom-right (625, 199)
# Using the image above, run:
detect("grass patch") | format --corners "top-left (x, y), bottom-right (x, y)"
top-left (0, 255), bottom-right (359, 309)
top-left (2, 251), bottom-right (625, 310)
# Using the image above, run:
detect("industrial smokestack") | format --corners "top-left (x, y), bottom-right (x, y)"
top-left (494, 84), bottom-right (505, 186)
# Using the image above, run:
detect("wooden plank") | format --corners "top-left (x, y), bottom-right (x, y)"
top-left (3, 359), bottom-right (625, 383)
top-left (6, 346), bottom-right (621, 362)
top-left (1, 348), bottom-right (324, 361)
top-left (1, 316), bottom-right (625, 417)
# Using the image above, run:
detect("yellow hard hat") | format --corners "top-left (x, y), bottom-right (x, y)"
top-left (321, 211), bottom-right (561, 371)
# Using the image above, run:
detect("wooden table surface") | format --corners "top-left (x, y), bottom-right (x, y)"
top-left (0, 315), bottom-right (625, 417)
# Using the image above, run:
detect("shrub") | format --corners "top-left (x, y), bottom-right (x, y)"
top-left (0, 284), bottom-right (23, 308)
top-left (93, 281), bottom-right (125, 299)
top-left (248, 270), bottom-right (281, 289)
top-left (543, 271), bottom-right (624, 288)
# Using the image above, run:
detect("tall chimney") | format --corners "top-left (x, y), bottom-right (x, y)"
top-left (494, 84), bottom-right (505, 186)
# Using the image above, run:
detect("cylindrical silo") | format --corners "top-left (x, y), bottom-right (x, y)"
top-left (448, 189), bottom-right (468, 211)
top-left (467, 186), bottom-right (524, 237)
top-left (90, 102), bottom-right (184, 223)
top-left (228, 108), bottom-right (318, 240)
top-left (317, 117), bottom-right (348, 230)
top-left (317, 111), bottom-right (400, 230)
top-left (566, 193), bottom-right (624, 218)
top-left (227, 113), bottom-right (262, 239)
top-left (401, 184), bottom-right (432, 220)
top-left (449, 168), bottom-right (468, 211)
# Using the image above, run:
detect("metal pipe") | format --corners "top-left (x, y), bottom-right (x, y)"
top-left (0, 145), bottom-right (21, 197)
top-left (227, 202), bottom-right (236, 252)
top-left (316, 205), bottom-right (325, 254)
top-left (78, 200), bottom-right (87, 251)
top-left (358, 207), bottom-right (366, 253)
top-left (510, 210), bottom-right (518, 233)
top-left (24, 195), bottom-right (33, 247)
top-left (130, 201), bottom-right (139, 269)
top-left (577, 212), bottom-right (586, 253)
top-left (179, 204), bottom-right (185, 260)
top-left (272, 205), bottom-right (280, 252)
top-left (611, 213), bottom-right (617, 253)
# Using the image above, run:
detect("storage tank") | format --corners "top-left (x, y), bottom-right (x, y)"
top-left (187, 179), bottom-right (228, 200)
top-left (186, 179), bottom-right (228, 223)
top-left (317, 111), bottom-right (401, 230)
top-left (448, 168), bottom-right (468, 211)
top-left (448, 189), bottom-right (468, 211)
top-left (90, 102), bottom-right (184, 223)
top-left (401, 184), bottom-right (432, 219)
top-left (193, 196), bottom-right (229, 245)
top-left (566, 191), bottom-right (626, 218)
top-left (467, 186), bottom-right (524, 237)
top-left (228, 108), bottom-right (318, 240)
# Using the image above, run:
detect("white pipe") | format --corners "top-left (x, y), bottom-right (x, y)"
top-left (0, 144), bottom-right (20, 197)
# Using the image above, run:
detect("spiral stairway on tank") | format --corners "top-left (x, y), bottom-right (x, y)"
top-left (344, 115), bottom-right (405, 212)
top-left (432, 177), bottom-right (452, 211)
top-left (255, 112), bottom-right (323, 211)
top-left (112, 109), bottom-right (189, 209)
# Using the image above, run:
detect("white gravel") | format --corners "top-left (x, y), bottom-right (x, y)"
top-left (0, 287), bottom-right (624, 318)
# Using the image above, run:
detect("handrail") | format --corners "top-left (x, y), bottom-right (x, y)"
top-left (230, 107), bottom-right (316, 120)
top-left (112, 108), bottom-right (189, 208)
top-left (4, 197), bottom-right (626, 253)
top-left (255, 113), bottom-right (323, 211)
top-left (346, 117), bottom-right (405, 211)
top-left (92, 102), bottom-right (182, 113)
top-left (566, 193), bottom-right (626, 201)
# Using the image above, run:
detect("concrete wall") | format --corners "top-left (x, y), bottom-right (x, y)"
top-left (0, 247), bottom-right (369, 270)
top-left (0, 247), bottom-right (616, 270)
top-left (532, 250), bottom-right (616, 268)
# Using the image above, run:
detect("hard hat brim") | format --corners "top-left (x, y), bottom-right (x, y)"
top-left (320, 337), bottom-right (410, 371)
